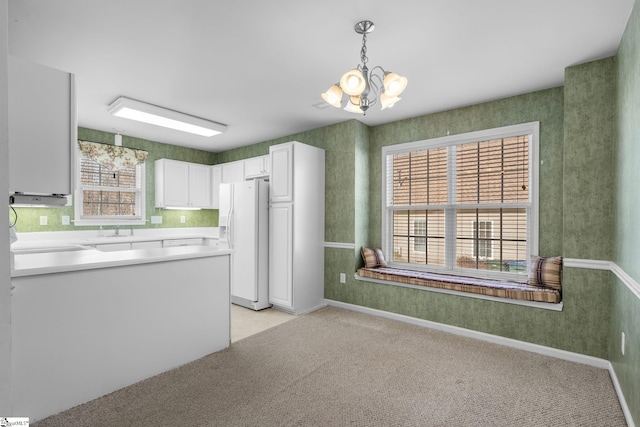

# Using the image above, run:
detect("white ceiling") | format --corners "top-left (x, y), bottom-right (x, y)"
top-left (7, 0), bottom-right (635, 153)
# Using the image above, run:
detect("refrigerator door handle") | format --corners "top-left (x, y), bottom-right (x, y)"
top-left (228, 211), bottom-right (234, 250)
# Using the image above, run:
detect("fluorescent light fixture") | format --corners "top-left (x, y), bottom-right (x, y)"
top-left (163, 207), bottom-right (202, 210)
top-left (108, 97), bottom-right (227, 137)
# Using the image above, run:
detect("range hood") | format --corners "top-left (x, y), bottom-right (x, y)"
top-left (9, 193), bottom-right (71, 208)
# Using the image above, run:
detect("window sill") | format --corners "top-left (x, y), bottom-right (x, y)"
top-left (354, 270), bottom-right (563, 312)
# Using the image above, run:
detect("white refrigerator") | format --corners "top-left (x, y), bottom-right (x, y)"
top-left (219, 179), bottom-right (270, 310)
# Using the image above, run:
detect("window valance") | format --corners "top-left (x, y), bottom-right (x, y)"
top-left (78, 140), bottom-right (149, 171)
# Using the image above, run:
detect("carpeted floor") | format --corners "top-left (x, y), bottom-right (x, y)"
top-left (34, 306), bottom-right (626, 426)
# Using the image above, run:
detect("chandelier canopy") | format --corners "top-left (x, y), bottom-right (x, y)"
top-left (321, 20), bottom-right (408, 115)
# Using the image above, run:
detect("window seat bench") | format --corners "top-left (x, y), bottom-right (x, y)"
top-left (356, 267), bottom-right (562, 304)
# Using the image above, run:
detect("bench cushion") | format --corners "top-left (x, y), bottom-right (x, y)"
top-left (357, 267), bottom-right (561, 303)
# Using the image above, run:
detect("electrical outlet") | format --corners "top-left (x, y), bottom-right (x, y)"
top-left (61, 215), bottom-right (70, 225)
top-left (151, 215), bottom-right (162, 224)
top-left (180, 215), bottom-right (186, 224)
top-left (340, 273), bottom-right (346, 284)
top-left (621, 332), bottom-right (626, 356)
top-left (39, 216), bottom-right (48, 226)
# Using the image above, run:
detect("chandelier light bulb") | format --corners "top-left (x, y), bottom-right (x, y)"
top-left (383, 72), bottom-right (408, 97)
top-left (380, 92), bottom-right (401, 110)
top-left (340, 69), bottom-right (366, 96)
top-left (321, 85), bottom-right (344, 108)
top-left (344, 96), bottom-right (364, 114)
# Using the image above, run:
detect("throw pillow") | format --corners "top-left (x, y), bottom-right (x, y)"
top-left (527, 256), bottom-right (563, 291)
top-left (361, 247), bottom-right (388, 268)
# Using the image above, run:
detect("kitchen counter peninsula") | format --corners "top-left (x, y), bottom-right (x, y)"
top-left (11, 245), bottom-right (230, 277)
top-left (11, 245), bottom-right (231, 422)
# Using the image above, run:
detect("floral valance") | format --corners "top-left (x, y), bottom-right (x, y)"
top-left (78, 140), bottom-right (149, 171)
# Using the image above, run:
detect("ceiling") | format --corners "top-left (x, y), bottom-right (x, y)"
top-left (7, 0), bottom-right (635, 153)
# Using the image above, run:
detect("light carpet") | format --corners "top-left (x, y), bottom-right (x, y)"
top-left (34, 306), bottom-right (626, 426)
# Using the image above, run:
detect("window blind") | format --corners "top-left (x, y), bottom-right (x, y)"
top-left (383, 124), bottom-right (537, 280)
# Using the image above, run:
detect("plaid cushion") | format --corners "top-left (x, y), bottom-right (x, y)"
top-left (527, 256), bottom-right (562, 291)
top-left (361, 247), bottom-right (388, 268)
top-left (358, 267), bottom-right (561, 303)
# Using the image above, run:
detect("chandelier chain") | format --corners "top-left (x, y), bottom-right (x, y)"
top-left (360, 33), bottom-right (368, 65)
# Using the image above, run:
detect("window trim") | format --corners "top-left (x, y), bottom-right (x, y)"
top-left (73, 144), bottom-right (147, 226)
top-left (381, 122), bottom-right (539, 281)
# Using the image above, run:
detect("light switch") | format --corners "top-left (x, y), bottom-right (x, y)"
top-left (61, 215), bottom-right (70, 225)
top-left (39, 216), bottom-right (48, 226)
top-left (180, 216), bottom-right (186, 224)
top-left (151, 216), bottom-right (162, 224)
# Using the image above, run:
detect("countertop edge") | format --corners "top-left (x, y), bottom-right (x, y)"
top-left (11, 246), bottom-right (232, 278)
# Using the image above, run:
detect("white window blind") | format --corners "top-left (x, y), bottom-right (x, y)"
top-left (382, 122), bottom-right (539, 280)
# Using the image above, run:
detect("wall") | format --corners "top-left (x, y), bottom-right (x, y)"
top-left (352, 86), bottom-right (616, 359)
top-left (1, 0), bottom-right (13, 415)
top-left (613, 0), bottom-right (640, 422)
top-left (11, 127), bottom-right (218, 233)
top-left (216, 81), bottom-right (616, 358)
top-left (217, 120), bottom-right (359, 247)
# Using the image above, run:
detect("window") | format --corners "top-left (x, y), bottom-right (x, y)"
top-left (472, 221), bottom-right (493, 259)
top-left (74, 141), bottom-right (146, 226)
top-left (413, 219), bottom-right (427, 252)
top-left (382, 122), bottom-right (538, 281)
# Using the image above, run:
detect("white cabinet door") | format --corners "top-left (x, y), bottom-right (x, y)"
top-left (156, 159), bottom-right (213, 208)
top-left (244, 155), bottom-right (269, 179)
top-left (210, 165), bottom-right (222, 209)
top-left (131, 241), bottom-right (162, 249)
top-left (188, 163), bottom-right (211, 207)
top-left (269, 203), bottom-right (293, 309)
top-left (8, 56), bottom-right (76, 195)
top-left (221, 161), bottom-right (244, 183)
top-left (95, 243), bottom-right (131, 252)
top-left (269, 143), bottom-right (293, 203)
top-left (156, 159), bottom-right (189, 207)
top-left (163, 238), bottom-right (203, 247)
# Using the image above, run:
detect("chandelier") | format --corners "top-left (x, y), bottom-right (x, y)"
top-left (321, 20), bottom-right (408, 115)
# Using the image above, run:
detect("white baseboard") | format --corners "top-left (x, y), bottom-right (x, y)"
top-left (607, 360), bottom-right (636, 427)
top-left (324, 299), bottom-right (635, 427)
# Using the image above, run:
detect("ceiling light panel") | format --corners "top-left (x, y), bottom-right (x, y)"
top-left (107, 97), bottom-right (227, 137)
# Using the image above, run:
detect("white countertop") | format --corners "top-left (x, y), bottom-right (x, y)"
top-left (11, 245), bottom-right (232, 278)
top-left (11, 227), bottom-right (219, 251)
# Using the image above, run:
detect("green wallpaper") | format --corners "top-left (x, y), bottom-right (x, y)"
top-left (11, 128), bottom-right (218, 232)
top-left (354, 122), bottom-right (370, 270)
top-left (563, 59), bottom-right (616, 260)
top-left (616, 0), bottom-right (640, 281)
top-left (215, 80), bottom-right (618, 359)
top-left (369, 88), bottom-right (565, 257)
top-left (347, 86), bottom-right (612, 358)
top-left (613, 0), bottom-right (640, 424)
top-left (217, 120), bottom-right (358, 245)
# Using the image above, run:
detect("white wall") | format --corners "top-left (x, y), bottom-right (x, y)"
top-left (0, 0), bottom-right (13, 415)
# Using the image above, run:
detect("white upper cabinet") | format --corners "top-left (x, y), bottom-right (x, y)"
top-left (221, 161), bottom-right (244, 184)
top-left (269, 143), bottom-right (293, 203)
top-left (155, 159), bottom-right (211, 208)
top-left (210, 165), bottom-right (222, 209)
top-left (188, 163), bottom-right (212, 208)
top-left (8, 56), bottom-right (76, 195)
top-left (244, 155), bottom-right (270, 179)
